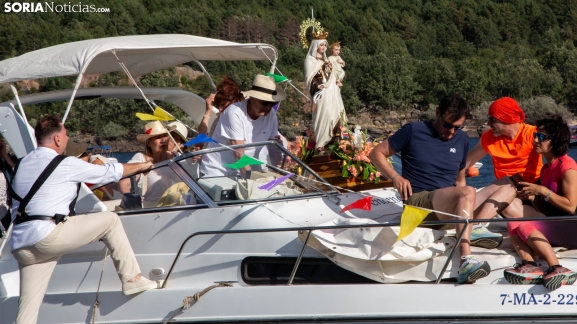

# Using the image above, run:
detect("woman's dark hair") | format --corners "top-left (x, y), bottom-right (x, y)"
top-left (214, 76), bottom-right (243, 108)
top-left (35, 114), bottom-right (63, 144)
top-left (536, 113), bottom-right (570, 157)
top-left (438, 94), bottom-right (469, 123)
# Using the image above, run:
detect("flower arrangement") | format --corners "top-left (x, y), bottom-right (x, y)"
top-left (284, 131), bottom-right (316, 170)
top-left (328, 125), bottom-right (385, 184)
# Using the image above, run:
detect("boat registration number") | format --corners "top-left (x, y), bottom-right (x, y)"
top-left (500, 293), bottom-right (576, 305)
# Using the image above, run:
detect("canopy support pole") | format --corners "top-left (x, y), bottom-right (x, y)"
top-left (269, 59), bottom-right (277, 74)
top-left (62, 73), bottom-right (83, 123)
top-left (10, 84), bottom-right (28, 122)
top-left (9, 84), bottom-right (36, 144)
top-left (190, 53), bottom-right (216, 90)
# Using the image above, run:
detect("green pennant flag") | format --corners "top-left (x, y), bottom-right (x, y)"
top-left (265, 73), bottom-right (289, 83)
top-left (223, 155), bottom-right (265, 169)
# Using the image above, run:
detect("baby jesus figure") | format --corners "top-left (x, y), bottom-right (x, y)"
top-left (328, 41), bottom-right (345, 87)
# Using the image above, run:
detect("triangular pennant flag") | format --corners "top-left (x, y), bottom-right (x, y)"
top-left (396, 205), bottom-right (430, 242)
top-left (340, 196), bottom-right (372, 213)
top-left (223, 155), bottom-right (265, 170)
top-left (265, 73), bottom-right (289, 83)
top-left (153, 106), bottom-right (175, 121)
top-left (136, 112), bottom-right (164, 121)
top-left (183, 134), bottom-right (217, 147)
top-left (258, 173), bottom-right (294, 191)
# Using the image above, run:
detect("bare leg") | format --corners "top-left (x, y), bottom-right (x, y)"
top-left (526, 230), bottom-right (559, 266)
top-left (510, 234), bottom-right (536, 262)
top-left (474, 176), bottom-right (517, 219)
top-left (432, 186), bottom-right (476, 257)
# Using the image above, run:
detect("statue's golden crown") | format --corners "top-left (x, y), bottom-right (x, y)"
top-left (312, 30), bottom-right (329, 40)
top-left (299, 18), bottom-right (327, 48)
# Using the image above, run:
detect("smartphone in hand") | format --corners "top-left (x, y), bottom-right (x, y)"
top-left (510, 172), bottom-right (525, 190)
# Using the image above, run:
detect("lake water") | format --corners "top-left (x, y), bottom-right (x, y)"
top-left (113, 139), bottom-right (577, 189)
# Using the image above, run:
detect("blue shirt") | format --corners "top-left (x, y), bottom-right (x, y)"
top-left (388, 121), bottom-right (469, 193)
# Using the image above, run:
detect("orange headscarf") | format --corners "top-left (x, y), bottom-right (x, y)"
top-left (488, 97), bottom-right (525, 124)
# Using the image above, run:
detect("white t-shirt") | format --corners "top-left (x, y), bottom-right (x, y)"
top-left (200, 100), bottom-right (279, 177)
top-left (11, 147), bottom-right (124, 250)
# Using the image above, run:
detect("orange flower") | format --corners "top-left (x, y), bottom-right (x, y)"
top-left (348, 165), bottom-right (358, 177)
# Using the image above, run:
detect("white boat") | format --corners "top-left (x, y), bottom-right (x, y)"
top-left (2, 34), bottom-right (577, 324)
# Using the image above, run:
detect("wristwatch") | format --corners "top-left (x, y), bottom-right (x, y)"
top-left (544, 190), bottom-right (553, 202)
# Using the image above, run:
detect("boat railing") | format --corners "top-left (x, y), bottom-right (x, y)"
top-left (162, 215), bottom-right (577, 288)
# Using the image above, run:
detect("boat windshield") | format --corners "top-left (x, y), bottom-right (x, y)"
top-left (90, 141), bottom-right (335, 211)
top-left (176, 141), bottom-right (335, 204)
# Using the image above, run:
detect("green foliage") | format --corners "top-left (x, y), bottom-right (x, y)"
top-left (3, 0), bottom-right (577, 130)
top-left (100, 121), bottom-right (128, 140)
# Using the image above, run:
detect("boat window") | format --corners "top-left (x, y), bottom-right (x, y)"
top-left (91, 164), bottom-right (203, 211)
top-left (181, 142), bottom-right (333, 203)
top-left (241, 257), bottom-right (374, 285)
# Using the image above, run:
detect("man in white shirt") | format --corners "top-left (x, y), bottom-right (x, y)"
top-left (11, 115), bottom-right (157, 324)
top-left (200, 74), bottom-right (286, 177)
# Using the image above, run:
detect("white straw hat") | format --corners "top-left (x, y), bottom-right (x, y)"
top-left (167, 121), bottom-right (188, 142)
top-left (136, 121), bottom-right (176, 144)
top-left (242, 75), bottom-right (286, 102)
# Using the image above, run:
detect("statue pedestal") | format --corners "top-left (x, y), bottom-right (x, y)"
top-left (307, 159), bottom-right (393, 192)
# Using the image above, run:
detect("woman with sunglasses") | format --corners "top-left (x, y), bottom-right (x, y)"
top-left (504, 114), bottom-right (577, 290)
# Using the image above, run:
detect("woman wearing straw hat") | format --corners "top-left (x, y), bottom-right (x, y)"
top-left (167, 121), bottom-right (188, 154)
top-left (120, 121), bottom-right (180, 208)
top-left (199, 74), bottom-right (286, 178)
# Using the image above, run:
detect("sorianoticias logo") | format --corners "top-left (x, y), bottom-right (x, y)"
top-left (3, 2), bottom-right (110, 13)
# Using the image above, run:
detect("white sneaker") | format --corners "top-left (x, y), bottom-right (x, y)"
top-left (122, 276), bottom-right (157, 295)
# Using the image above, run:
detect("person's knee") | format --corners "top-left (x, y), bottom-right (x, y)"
top-left (502, 198), bottom-right (523, 218)
top-left (457, 186), bottom-right (476, 203)
top-left (96, 211), bottom-right (121, 228)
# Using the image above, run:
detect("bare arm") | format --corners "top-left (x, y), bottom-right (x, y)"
top-left (230, 139), bottom-right (249, 175)
top-left (466, 141), bottom-right (487, 169)
top-left (198, 93), bottom-right (215, 135)
top-left (520, 169), bottom-right (577, 214)
top-left (369, 140), bottom-right (412, 200)
top-left (456, 168), bottom-right (467, 187)
top-left (121, 162), bottom-right (153, 178)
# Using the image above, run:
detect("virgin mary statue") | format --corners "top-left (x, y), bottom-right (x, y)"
top-left (304, 38), bottom-right (347, 149)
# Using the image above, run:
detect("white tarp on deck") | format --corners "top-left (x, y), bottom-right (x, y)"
top-left (301, 218), bottom-right (517, 283)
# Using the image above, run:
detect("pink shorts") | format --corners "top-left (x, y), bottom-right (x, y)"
top-left (507, 221), bottom-right (538, 243)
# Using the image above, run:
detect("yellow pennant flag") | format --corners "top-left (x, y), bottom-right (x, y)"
top-left (396, 205), bottom-right (430, 242)
top-left (135, 106), bottom-right (175, 121)
top-left (153, 106), bottom-right (174, 121)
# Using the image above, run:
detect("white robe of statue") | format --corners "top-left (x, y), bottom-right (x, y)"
top-left (304, 39), bottom-right (347, 149)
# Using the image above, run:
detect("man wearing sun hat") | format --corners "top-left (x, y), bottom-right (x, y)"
top-left (466, 97), bottom-right (544, 249)
top-left (200, 74), bottom-right (286, 177)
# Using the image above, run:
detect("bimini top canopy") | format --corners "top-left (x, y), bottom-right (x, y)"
top-left (0, 34), bottom-right (277, 83)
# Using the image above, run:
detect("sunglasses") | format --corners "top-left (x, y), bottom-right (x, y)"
top-left (442, 121), bottom-right (464, 130)
top-left (487, 116), bottom-right (499, 124)
top-left (261, 100), bottom-right (278, 108)
top-left (534, 132), bottom-right (551, 142)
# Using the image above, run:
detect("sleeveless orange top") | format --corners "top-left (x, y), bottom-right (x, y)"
top-left (480, 123), bottom-right (543, 183)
